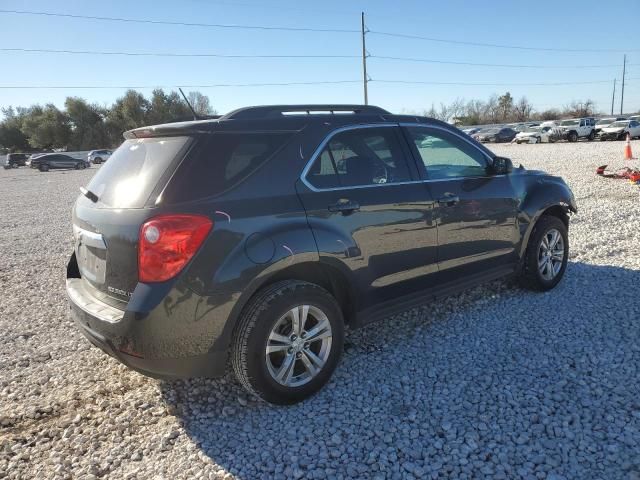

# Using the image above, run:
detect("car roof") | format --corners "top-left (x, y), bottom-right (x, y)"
top-left (125, 104), bottom-right (456, 138)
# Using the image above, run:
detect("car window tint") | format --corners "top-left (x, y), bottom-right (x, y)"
top-left (406, 127), bottom-right (488, 180)
top-left (164, 132), bottom-right (293, 202)
top-left (306, 127), bottom-right (412, 189)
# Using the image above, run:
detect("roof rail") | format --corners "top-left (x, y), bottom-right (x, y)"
top-left (221, 104), bottom-right (390, 120)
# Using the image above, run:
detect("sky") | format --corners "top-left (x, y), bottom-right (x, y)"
top-left (0, 0), bottom-right (638, 116)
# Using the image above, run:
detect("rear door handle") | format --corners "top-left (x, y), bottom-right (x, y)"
top-left (328, 199), bottom-right (360, 214)
top-left (437, 194), bottom-right (460, 206)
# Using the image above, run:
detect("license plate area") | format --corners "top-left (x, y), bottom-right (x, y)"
top-left (73, 225), bottom-right (107, 284)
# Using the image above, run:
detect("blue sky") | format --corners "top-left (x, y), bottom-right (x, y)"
top-left (0, 0), bottom-right (638, 115)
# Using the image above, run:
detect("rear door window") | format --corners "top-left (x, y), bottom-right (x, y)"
top-left (85, 136), bottom-right (191, 208)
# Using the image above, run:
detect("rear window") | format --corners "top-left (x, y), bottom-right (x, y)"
top-left (163, 132), bottom-right (293, 202)
top-left (85, 136), bottom-right (190, 208)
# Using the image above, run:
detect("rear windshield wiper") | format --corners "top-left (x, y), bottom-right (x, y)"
top-left (80, 186), bottom-right (99, 203)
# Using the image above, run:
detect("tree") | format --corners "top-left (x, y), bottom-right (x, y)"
top-left (20, 104), bottom-right (71, 149)
top-left (105, 90), bottom-right (149, 145)
top-left (562, 99), bottom-right (595, 118)
top-left (65, 97), bottom-right (108, 150)
top-left (0, 107), bottom-right (30, 152)
top-left (513, 97), bottom-right (534, 122)
top-left (497, 92), bottom-right (514, 122)
top-left (147, 89), bottom-right (193, 125)
top-left (187, 91), bottom-right (216, 116)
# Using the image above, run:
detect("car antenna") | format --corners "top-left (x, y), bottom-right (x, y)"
top-left (179, 88), bottom-right (199, 120)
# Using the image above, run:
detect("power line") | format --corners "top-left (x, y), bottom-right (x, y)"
top-left (0, 47), bottom-right (359, 59)
top-left (371, 55), bottom-right (635, 70)
top-left (368, 30), bottom-right (640, 53)
top-left (0, 80), bottom-right (362, 89)
top-left (372, 78), bottom-right (639, 87)
top-left (0, 9), bottom-right (359, 33)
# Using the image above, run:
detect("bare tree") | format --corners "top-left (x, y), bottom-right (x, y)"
top-left (513, 96), bottom-right (534, 122)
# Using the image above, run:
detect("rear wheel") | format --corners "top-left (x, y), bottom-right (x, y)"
top-left (519, 215), bottom-right (568, 291)
top-left (39, 164), bottom-right (49, 172)
top-left (94, 157), bottom-right (102, 164)
top-left (11, 163), bottom-right (18, 168)
top-left (232, 280), bottom-right (344, 404)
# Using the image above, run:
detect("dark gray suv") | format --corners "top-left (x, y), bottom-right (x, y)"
top-left (66, 105), bottom-right (576, 404)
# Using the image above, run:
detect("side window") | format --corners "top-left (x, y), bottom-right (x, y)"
top-left (406, 127), bottom-right (489, 180)
top-left (579, 120), bottom-right (585, 127)
top-left (305, 127), bottom-right (412, 189)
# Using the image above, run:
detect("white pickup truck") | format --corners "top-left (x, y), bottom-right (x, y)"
top-left (557, 118), bottom-right (596, 142)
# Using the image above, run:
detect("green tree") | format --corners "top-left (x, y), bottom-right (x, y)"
top-left (105, 90), bottom-right (150, 145)
top-left (0, 107), bottom-right (31, 152)
top-left (20, 104), bottom-right (71, 149)
top-left (497, 92), bottom-right (514, 122)
top-left (65, 97), bottom-right (109, 150)
top-left (147, 89), bottom-right (192, 125)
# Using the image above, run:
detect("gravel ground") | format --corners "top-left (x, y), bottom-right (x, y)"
top-left (1, 141), bottom-right (640, 480)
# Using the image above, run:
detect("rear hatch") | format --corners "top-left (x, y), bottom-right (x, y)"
top-left (72, 135), bottom-right (193, 306)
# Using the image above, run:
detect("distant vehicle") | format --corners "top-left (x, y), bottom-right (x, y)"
top-left (599, 120), bottom-right (640, 141)
top-left (88, 149), bottom-right (113, 164)
top-left (515, 126), bottom-right (557, 144)
top-left (628, 115), bottom-right (640, 122)
top-left (595, 117), bottom-right (627, 135)
top-left (557, 118), bottom-right (596, 142)
top-left (462, 127), bottom-right (482, 136)
top-left (3, 153), bottom-right (28, 169)
top-left (474, 127), bottom-right (517, 143)
top-left (30, 153), bottom-right (87, 172)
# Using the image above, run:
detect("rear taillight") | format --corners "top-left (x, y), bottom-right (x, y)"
top-left (138, 214), bottom-right (213, 283)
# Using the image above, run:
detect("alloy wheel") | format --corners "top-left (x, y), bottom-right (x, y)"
top-left (265, 305), bottom-right (333, 387)
top-left (538, 228), bottom-right (565, 281)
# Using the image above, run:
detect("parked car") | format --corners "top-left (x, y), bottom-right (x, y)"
top-left (628, 115), bottom-right (640, 122)
top-left (557, 118), bottom-right (596, 142)
top-left (66, 104), bottom-right (576, 404)
top-left (474, 127), bottom-right (517, 143)
top-left (3, 153), bottom-right (28, 169)
top-left (594, 117), bottom-right (627, 135)
top-left (515, 126), bottom-right (557, 144)
top-left (30, 153), bottom-right (87, 172)
top-left (88, 149), bottom-right (113, 164)
top-left (598, 120), bottom-right (640, 141)
top-left (462, 127), bottom-right (482, 136)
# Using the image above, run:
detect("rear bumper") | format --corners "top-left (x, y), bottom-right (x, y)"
top-left (67, 277), bottom-right (228, 379)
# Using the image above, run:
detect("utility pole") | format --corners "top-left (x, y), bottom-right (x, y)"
top-left (361, 11), bottom-right (368, 105)
top-left (620, 54), bottom-right (626, 115)
top-left (611, 79), bottom-right (616, 116)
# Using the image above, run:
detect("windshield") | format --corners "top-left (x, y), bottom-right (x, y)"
top-left (609, 121), bottom-right (629, 128)
top-left (482, 128), bottom-right (499, 134)
top-left (523, 127), bottom-right (542, 133)
top-left (560, 120), bottom-right (579, 126)
top-left (596, 119), bottom-right (615, 125)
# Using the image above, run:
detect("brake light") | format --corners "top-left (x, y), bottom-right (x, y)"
top-left (138, 214), bottom-right (213, 283)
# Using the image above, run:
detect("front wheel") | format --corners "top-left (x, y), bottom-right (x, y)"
top-left (588, 130), bottom-right (596, 141)
top-left (39, 164), bottom-right (49, 172)
top-left (568, 132), bottom-right (578, 142)
top-left (519, 215), bottom-right (569, 291)
top-left (232, 280), bottom-right (344, 404)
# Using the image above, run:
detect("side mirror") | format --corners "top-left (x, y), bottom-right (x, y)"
top-left (492, 156), bottom-right (513, 175)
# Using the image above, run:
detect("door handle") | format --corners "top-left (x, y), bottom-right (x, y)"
top-left (437, 194), bottom-right (460, 206)
top-left (328, 199), bottom-right (360, 214)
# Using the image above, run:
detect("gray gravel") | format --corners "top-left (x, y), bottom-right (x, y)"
top-left (1, 141), bottom-right (640, 479)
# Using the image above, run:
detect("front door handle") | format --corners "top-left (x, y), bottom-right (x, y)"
top-left (437, 194), bottom-right (460, 206)
top-left (328, 199), bottom-right (360, 214)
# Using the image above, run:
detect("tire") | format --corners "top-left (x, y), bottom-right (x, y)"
top-left (79, 162), bottom-right (86, 169)
top-left (39, 164), bottom-right (49, 172)
top-left (11, 163), bottom-right (18, 168)
top-left (588, 130), bottom-right (595, 141)
top-left (568, 131), bottom-right (578, 143)
top-left (519, 215), bottom-right (569, 291)
top-left (232, 280), bottom-right (344, 405)
top-left (94, 157), bottom-right (102, 164)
